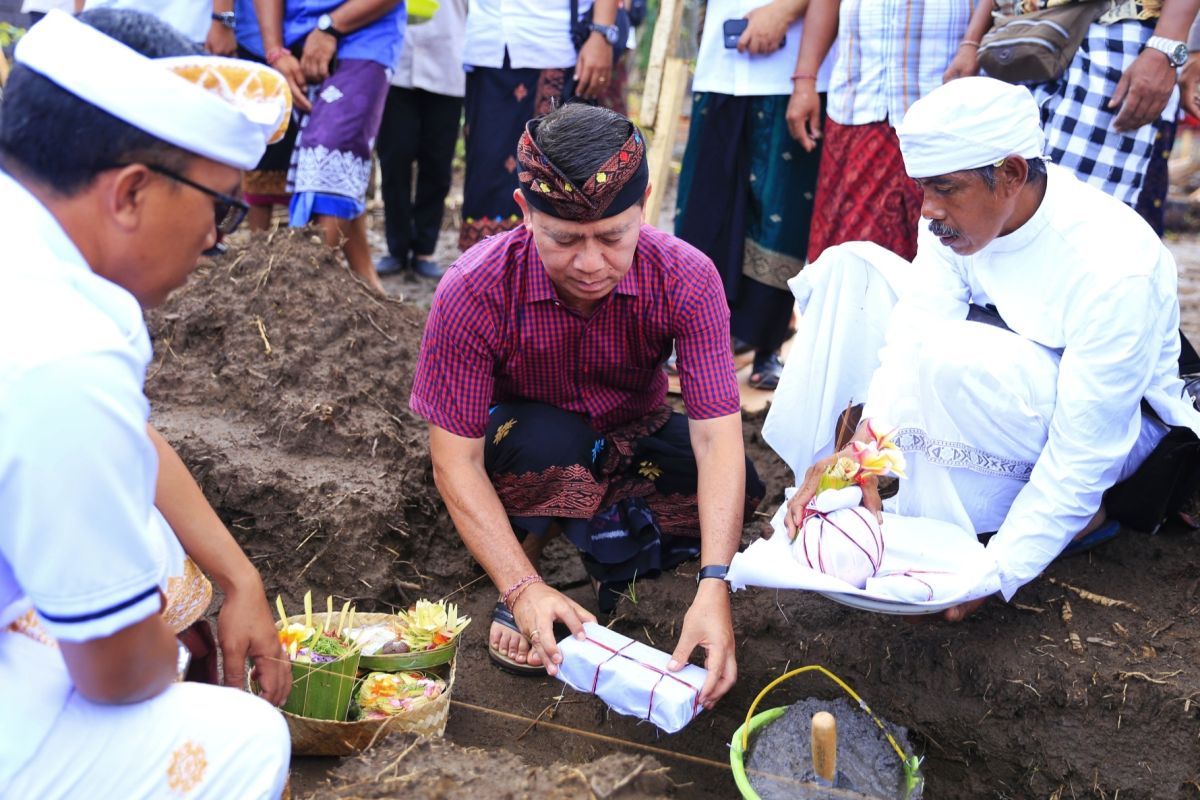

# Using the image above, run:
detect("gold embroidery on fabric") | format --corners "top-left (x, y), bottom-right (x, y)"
top-left (167, 740), bottom-right (208, 794)
top-left (493, 418), bottom-right (518, 445)
top-left (163, 558), bottom-right (213, 634)
top-left (5, 609), bottom-right (58, 648)
top-left (637, 460), bottom-right (663, 480)
top-left (741, 238), bottom-right (805, 292)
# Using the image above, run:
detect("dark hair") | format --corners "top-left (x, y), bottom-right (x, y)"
top-left (0, 8), bottom-right (201, 195)
top-left (972, 156), bottom-right (1047, 192)
top-left (532, 103), bottom-right (635, 186)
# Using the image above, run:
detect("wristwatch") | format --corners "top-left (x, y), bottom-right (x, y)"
top-left (211, 11), bottom-right (235, 29)
top-left (589, 21), bottom-right (621, 47)
top-left (317, 13), bottom-right (345, 41)
top-left (696, 564), bottom-right (730, 585)
top-left (1144, 36), bottom-right (1189, 68)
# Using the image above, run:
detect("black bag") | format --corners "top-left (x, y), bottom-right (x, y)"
top-left (570, 0), bottom-right (633, 52)
top-left (1107, 425), bottom-right (1200, 534)
top-left (977, 1), bottom-right (1107, 85)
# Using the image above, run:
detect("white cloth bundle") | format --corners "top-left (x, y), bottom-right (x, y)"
top-left (793, 486), bottom-right (883, 589)
top-left (556, 623), bottom-right (707, 734)
top-left (728, 488), bottom-right (1002, 609)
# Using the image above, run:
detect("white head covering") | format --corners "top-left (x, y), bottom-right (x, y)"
top-left (14, 10), bottom-right (290, 170)
top-left (896, 76), bottom-right (1047, 179)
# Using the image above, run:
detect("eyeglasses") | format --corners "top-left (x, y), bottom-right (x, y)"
top-left (144, 163), bottom-right (249, 239)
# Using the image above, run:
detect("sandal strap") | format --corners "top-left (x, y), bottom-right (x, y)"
top-left (491, 601), bottom-right (521, 634)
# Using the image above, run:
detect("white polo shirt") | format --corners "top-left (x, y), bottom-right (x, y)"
top-left (692, 0), bottom-right (834, 97)
top-left (462, 0), bottom-right (593, 70)
top-left (0, 170), bottom-right (166, 789)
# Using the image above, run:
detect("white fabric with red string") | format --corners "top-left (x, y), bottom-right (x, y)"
top-left (728, 488), bottom-right (1002, 608)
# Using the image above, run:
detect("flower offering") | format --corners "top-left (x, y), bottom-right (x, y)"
top-left (354, 671), bottom-right (447, 720)
top-left (789, 420), bottom-right (907, 589)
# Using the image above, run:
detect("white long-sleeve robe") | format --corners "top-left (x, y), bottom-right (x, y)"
top-left (766, 164), bottom-right (1200, 601)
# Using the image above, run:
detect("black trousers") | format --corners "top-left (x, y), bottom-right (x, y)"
top-left (376, 86), bottom-right (463, 260)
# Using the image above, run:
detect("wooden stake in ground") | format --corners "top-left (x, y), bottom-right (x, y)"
top-left (811, 711), bottom-right (837, 785)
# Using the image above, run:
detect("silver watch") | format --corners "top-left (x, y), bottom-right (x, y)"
top-left (1144, 36), bottom-right (1189, 68)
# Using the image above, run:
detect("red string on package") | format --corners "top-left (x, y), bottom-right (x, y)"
top-left (584, 637), bottom-right (703, 719)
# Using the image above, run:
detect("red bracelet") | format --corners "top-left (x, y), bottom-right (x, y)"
top-left (265, 47), bottom-right (290, 66)
top-left (501, 574), bottom-right (544, 610)
top-left (791, 72), bottom-right (818, 81)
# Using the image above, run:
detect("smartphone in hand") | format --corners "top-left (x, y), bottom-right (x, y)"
top-left (722, 17), bottom-right (785, 51)
top-left (723, 18), bottom-right (747, 49)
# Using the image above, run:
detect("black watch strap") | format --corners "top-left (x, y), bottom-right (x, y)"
top-left (696, 564), bottom-right (730, 584)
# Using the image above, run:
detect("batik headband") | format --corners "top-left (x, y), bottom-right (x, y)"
top-left (15, 10), bottom-right (291, 170)
top-left (517, 117), bottom-right (648, 222)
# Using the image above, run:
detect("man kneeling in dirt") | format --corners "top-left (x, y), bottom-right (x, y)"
top-left (411, 103), bottom-right (764, 707)
top-left (0, 10), bottom-right (292, 797)
top-left (772, 77), bottom-right (1200, 622)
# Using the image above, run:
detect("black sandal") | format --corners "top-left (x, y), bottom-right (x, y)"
top-left (748, 352), bottom-right (784, 390)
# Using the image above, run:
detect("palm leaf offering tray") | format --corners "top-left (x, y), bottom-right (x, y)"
top-left (345, 600), bottom-right (470, 671)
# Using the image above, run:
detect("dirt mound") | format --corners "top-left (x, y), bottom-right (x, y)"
top-left (145, 230), bottom-right (469, 610)
top-left (317, 734), bottom-right (673, 799)
top-left (146, 231), bottom-right (1200, 799)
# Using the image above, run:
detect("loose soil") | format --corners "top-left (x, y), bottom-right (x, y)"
top-left (145, 228), bottom-right (1200, 800)
top-left (746, 697), bottom-right (917, 800)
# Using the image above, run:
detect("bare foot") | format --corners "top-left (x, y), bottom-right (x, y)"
top-left (489, 529), bottom-right (560, 665)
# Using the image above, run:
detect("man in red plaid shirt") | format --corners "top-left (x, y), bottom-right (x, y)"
top-left (411, 104), bottom-right (764, 708)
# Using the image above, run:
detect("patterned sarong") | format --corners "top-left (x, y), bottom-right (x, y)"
top-left (237, 44), bottom-right (299, 207)
top-left (460, 59), bottom-right (572, 252)
top-left (807, 118), bottom-right (923, 263)
top-left (287, 58), bottom-right (390, 225)
top-left (675, 92), bottom-right (822, 354)
top-left (485, 402), bottom-right (765, 612)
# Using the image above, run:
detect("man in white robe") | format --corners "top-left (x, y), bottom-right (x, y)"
top-left (0, 10), bottom-right (292, 797)
top-left (769, 76), bottom-right (1200, 620)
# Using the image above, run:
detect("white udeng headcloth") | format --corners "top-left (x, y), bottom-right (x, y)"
top-left (14, 10), bottom-right (288, 170)
top-left (896, 76), bottom-right (1048, 179)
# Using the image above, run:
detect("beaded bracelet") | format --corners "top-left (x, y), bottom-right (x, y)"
top-left (265, 47), bottom-right (290, 66)
top-left (501, 574), bottom-right (544, 609)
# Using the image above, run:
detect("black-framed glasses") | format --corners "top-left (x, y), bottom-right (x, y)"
top-left (144, 163), bottom-right (249, 239)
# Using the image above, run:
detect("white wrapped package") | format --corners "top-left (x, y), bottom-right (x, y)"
top-left (555, 622), bottom-right (707, 734)
top-left (792, 485), bottom-right (883, 589)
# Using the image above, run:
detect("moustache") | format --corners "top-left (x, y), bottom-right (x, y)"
top-left (928, 220), bottom-right (959, 238)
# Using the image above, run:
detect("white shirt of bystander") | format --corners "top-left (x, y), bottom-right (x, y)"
top-left (692, 0), bottom-right (834, 97)
top-left (392, 0), bottom-right (468, 97)
top-left (461, 0), bottom-right (593, 71)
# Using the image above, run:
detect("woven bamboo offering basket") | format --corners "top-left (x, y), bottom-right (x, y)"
top-left (270, 612), bottom-right (457, 757)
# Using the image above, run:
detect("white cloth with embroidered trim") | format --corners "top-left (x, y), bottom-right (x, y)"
top-left (16, 11), bottom-right (287, 169)
top-left (758, 166), bottom-right (1200, 605)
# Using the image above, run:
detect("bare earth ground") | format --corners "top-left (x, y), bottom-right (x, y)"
top-left (144, 213), bottom-right (1200, 798)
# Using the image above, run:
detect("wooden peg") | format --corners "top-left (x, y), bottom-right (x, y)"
top-left (811, 711), bottom-right (838, 784)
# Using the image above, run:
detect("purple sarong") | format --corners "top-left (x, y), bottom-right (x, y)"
top-left (288, 58), bottom-right (389, 224)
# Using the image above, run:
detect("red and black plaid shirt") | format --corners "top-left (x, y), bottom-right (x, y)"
top-left (410, 225), bottom-right (741, 438)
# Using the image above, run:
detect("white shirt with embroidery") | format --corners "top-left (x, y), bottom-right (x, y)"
top-left (865, 165), bottom-right (1200, 599)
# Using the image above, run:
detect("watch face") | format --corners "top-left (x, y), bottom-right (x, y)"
top-left (318, 13), bottom-right (333, 30)
top-left (1174, 43), bottom-right (1189, 65)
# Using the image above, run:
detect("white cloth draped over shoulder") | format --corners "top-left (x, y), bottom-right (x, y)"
top-left (732, 165), bottom-right (1200, 605)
